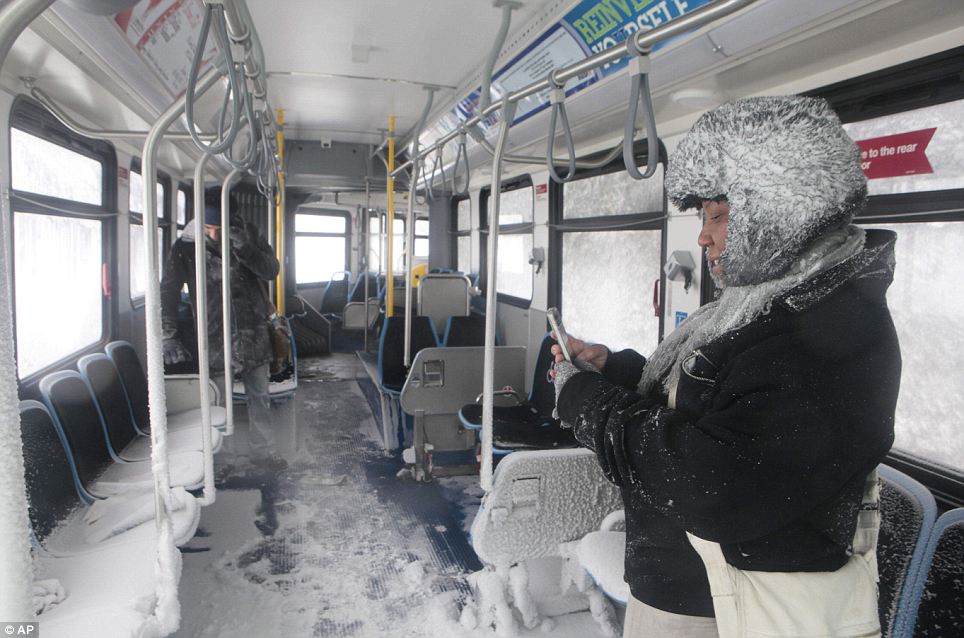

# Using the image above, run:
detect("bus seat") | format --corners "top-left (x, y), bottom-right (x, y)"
top-left (349, 271), bottom-right (375, 302)
top-left (442, 314), bottom-right (486, 347)
top-left (570, 510), bottom-right (629, 607)
top-left (417, 273), bottom-right (471, 334)
top-left (377, 315), bottom-right (440, 393)
top-left (901, 508), bottom-right (964, 637)
top-left (39, 371), bottom-right (205, 499)
top-left (470, 448), bottom-right (622, 568)
top-left (19, 400), bottom-right (200, 552)
top-left (104, 340), bottom-right (227, 433)
top-left (320, 270), bottom-right (351, 316)
top-left (877, 464), bottom-right (939, 637)
top-left (286, 295), bottom-right (331, 355)
top-left (78, 354), bottom-right (222, 462)
top-left (458, 333), bottom-right (578, 451)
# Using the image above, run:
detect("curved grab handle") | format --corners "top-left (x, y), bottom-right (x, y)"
top-left (451, 128), bottom-right (471, 196)
top-left (546, 71), bottom-right (576, 184)
top-left (623, 50), bottom-right (659, 180)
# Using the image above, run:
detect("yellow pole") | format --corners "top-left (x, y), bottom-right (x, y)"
top-left (386, 115), bottom-right (395, 317)
top-left (275, 108), bottom-right (285, 313)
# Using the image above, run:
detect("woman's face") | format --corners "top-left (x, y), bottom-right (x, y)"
top-left (698, 199), bottom-right (730, 277)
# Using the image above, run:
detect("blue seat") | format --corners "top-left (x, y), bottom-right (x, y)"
top-left (877, 465), bottom-right (939, 637)
top-left (320, 271), bottom-right (351, 316)
top-left (442, 314), bottom-right (486, 347)
top-left (377, 315), bottom-right (440, 393)
top-left (349, 272), bottom-right (376, 302)
top-left (458, 333), bottom-right (578, 452)
top-left (900, 507), bottom-right (964, 637)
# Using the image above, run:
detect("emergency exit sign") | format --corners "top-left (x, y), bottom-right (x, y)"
top-left (855, 128), bottom-right (936, 179)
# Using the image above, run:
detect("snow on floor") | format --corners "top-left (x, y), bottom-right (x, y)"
top-left (173, 354), bottom-right (614, 638)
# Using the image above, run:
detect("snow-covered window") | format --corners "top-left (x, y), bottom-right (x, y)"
top-left (415, 218), bottom-right (430, 259)
top-left (177, 187), bottom-right (188, 227)
top-left (10, 115), bottom-right (112, 379)
top-left (859, 221), bottom-right (964, 473)
top-left (129, 166), bottom-right (168, 302)
top-left (453, 197), bottom-right (472, 275)
top-left (483, 184), bottom-right (534, 303)
top-left (295, 211), bottom-right (349, 284)
top-left (559, 167), bottom-right (665, 354)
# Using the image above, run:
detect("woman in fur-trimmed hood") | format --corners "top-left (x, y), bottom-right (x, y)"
top-left (552, 95), bottom-right (901, 636)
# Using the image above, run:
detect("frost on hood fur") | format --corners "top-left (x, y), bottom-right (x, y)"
top-left (665, 95), bottom-right (868, 287)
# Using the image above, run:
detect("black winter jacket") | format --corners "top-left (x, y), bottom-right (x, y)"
top-left (161, 220), bottom-right (279, 374)
top-left (557, 229), bottom-right (900, 616)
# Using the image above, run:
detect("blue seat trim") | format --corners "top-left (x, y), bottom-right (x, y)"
top-left (77, 353), bottom-right (144, 459)
top-left (902, 507), bottom-right (964, 638)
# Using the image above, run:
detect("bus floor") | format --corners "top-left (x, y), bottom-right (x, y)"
top-left (173, 353), bottom-right (612, 638)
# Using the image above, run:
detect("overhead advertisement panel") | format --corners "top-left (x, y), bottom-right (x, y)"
top-left (422, 0), bottom-right (713, 146)
top-left (114, 0), bottom-right (218, 98)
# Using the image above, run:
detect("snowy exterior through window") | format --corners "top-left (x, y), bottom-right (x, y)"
top-left (11, 128), bottom-right (102, 205)
top-left (457, 198), bottom-right (471, 231)
top-left (458, 235), bottom-right (471, 275)
top-left (498, 186), bottom-right (533, 225)
top-left (562, 231), bottom-right (661, 355)
top-left (867, 221), bottom-right (964, 473)
top-left (128, 170), bottom-right (164, 215)
top-left (491, 186), bottom-right (534, 301)
top-left (177, 188), bottom-right (187, 226)
top-left (14, 212), bottom-right (102, 377)
top-left (295, 212), bottom-right (348, 284)
top-left (129, 224), bottom-right (164, 301)
top-left (564, 164), bottom-right (664, 218)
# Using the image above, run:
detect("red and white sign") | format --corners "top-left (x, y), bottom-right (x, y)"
top-left (855, 128), bottom-right (936, 180)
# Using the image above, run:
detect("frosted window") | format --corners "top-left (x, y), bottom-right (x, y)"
top-left (15, 212), bottom-right (102, 377)
top-left (564, 165), bottom-right (664, 219)
top-left (129, 171), bottom-right (164, 216)
top-left (296, 236), bottom-right (346, 283)
top-left (498, 187), bottom-right (533, 225)
top-left (393, 219), bottom-right (407, 273)
top-left (295, 214), bottom-right (346, 233)
top-left (130, 223), bottom-right (164, 300)
top-left (458, 236), bottom-right (472, 275)
top-left (562, 231), bottom-right (661, 355)
top-left (457, 199), bottom-right (472, 231)
top-left (10, 128), bottom-right (102, 205)
top-left (177, 189), bottom-right (187, 226)
top-left (368, 215), bottom-right (387, 272)
top-left (862, 222), bottom-right (964, 472)
top-left (843, 100), bottom-right (964, 195)
top-left (496, 234), bottom-right (532, 301)
top-left (415, 238), bottom-right (429, 258)
top-left (415, 219), bottom-right (430, 236)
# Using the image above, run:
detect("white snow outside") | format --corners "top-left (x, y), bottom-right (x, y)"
top-left (563, 164), bottom-right (664, 219)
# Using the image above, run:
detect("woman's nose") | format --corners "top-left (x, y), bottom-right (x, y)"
top-left (697, 226), bottom-right (712, 248)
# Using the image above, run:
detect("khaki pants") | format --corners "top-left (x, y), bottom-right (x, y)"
top-left (623, 596), bottom-right (718, 638)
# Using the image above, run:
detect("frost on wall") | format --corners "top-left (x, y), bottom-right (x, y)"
top-left (563, 165), bottom-right (663, 219)
top-left (562, 231), bottom-right (661, 355)
top-left (869, 222), bottom-right (964, 472)
top-left (843, 99), bottom-right (964, 196)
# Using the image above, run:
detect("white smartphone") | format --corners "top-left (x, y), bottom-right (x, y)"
top-left (546, 307), bottom-right (572, 362)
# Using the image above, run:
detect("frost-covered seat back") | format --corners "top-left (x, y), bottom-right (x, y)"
top-left (877, 465), bottom-right (938, 637)
top-left (18, 400), bottom-right (88, 541)
top-left (904, 508), bottom-right (964, 637)
top-left (105, 340), bottom-right (151, 433)
top-left (78, 354), bottom-right (143, 457)
top-left (471, 448), bottom-right (621, 567)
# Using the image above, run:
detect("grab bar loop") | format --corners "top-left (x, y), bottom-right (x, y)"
top-left (546, 70), bottom-right (576, 184)
top-left (429, 142), bottom-right (444, 198)
top-left (623, 43), bottom-right (659, 180)
top-left (451, 126), bottom-right (470, 196)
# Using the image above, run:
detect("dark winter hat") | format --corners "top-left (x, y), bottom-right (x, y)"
top-left (204, 205), bottom-right (221, 226)
top-left (665, 95), bottom-right (867, 286)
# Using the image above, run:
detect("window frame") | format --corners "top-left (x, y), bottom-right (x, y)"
top-left (177, 183), bottom-right (193, 229)
top-left (128, 158), bottom-right (171, 306)
top-left (451, 194), bottom-right (472, 275)
top-left (293, 209), bottom-right (352, 286)
top-left (480, 176), bottom-right (535, 308)
top-left (549, 139), bottom-right (669, 342)
top-left (8, 96), bottom-right (117, 385)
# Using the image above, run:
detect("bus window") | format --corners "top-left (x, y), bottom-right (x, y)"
top-left (177, 187), bottom-right (188, 227)
top-left (295, 212), bottom-right (349, 284)
top-left (454, 198), bottom-right (471, 274)
top-left (485, 184), bottom-right (534, 303)
top-left (10, 121), bottom-right (112, 379)
top-left (129, 168), bottom-right (166, 302)
top-left (415, 218), bottom-right (430, 260)
top-left (558, 165), bottom-right (664, 355)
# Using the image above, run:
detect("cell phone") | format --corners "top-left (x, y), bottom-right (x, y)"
top-left (546, 307), bottom-right (572, 362)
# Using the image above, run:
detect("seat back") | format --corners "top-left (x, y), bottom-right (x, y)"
top-left (79, 354), bottom-right (142, 455)
top-left (377, 315), bottom-right (439, 391)
top-left (529, 333), bottom-right (559, 415)
top-left (417, 273), bottom-right (471, 334)
top-left (349, 272), bottom-right (374, 303)
top-left (106, 340), bottom-right (151, 433)
top-left (877, 465), bottom-right (939, 637)
top-left (39, 371), bottom-right (114, 498)
top-left (19, 400), bottom-right (88, 539)
top-left (443, 314), bottom-right (486, 348)
top-left (904, 508), bottom-right (964, 638)
top-left (320, 271), bottom-right (351, 314)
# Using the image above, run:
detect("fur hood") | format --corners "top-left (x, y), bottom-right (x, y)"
top-left (665, 96), bottom-right (868, 286)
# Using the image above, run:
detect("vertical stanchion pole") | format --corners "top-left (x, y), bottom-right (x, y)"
top-left (403, 156), bottom-right (420, 367)
top-left (275, 108), bottom-right (285, 315)
top-left (481, 98), bottom-right (517, 492)
top-left (193, 154), bottom-right (216, 505)
top-left (386, 116), bottom-right (396, 317)
top-left (364, 177), bottom-right (371, 351)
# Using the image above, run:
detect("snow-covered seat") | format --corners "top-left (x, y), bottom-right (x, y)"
top-left (79, 353), bottom-right (222, 461)
top-left (105, 340), bottom-right (227, 434)
top-left (39, 371), bottom-right (205, 498)
top-left (19, 400), bottom-right (200, 553)
top-left (575, 510), bottom-right (629, 607)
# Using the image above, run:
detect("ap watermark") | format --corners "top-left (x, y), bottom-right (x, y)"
top-left (2, 623), bottom-right (37, 636)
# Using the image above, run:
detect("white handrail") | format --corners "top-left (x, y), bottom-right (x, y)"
top-left (194, 153), bottom-right (216, 506)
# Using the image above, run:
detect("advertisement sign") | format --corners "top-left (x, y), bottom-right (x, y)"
top-left (855, 128), bottom-right (937, 180)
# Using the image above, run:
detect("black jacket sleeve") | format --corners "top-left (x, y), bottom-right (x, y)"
top-left (557, 329), bottom-right (896, 545)
top-left (160, 242), bottom-right (190, 341)
top-left (233, 222), bottom-right (279, 281)
top-left (600, 348), bottom-right (647, 389)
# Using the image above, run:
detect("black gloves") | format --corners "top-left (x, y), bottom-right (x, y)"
top-left (162, 338), bottom-right (192, 365)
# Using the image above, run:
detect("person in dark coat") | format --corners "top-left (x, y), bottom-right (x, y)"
top-left (161, 190), bottom-right (280, 461)
top-left (551, 96), bottom-right (901, 636)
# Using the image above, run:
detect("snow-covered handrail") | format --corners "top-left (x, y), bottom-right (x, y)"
top-left (194, 153), bottom-right (216, 506)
